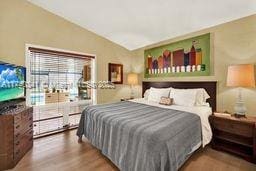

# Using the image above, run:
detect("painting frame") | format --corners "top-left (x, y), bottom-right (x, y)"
top-left (144, 33), bottom-right (211, 78)
top-left (108, 63), bottom-right (123, 84)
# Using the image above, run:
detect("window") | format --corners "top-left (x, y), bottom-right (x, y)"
top-left (26, 46), bottom-right (96, 137)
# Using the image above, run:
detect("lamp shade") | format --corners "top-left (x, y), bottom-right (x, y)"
top-left (227, 64), bottom-right (255, 87)
top-left (127, 73), bottom-right (138, 85)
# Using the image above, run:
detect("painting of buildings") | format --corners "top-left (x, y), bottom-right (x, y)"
top-left (144, 33), bottom-right (210, 77)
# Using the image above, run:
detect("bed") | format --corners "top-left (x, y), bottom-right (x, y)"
top-left (77, 81), bottom-right (217, 171)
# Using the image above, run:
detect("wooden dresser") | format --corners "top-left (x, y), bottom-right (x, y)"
top-left (0, 104), bottom-right (33, 170)
top-left (209, 113), bottom-right (256, 163)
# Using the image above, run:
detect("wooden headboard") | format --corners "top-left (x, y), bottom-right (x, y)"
top-left (142, 81), bottom-right (217, 112)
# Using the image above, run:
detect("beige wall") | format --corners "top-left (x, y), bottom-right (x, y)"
top-left (131, 14), bottom-right (256, 115)
top-left (1, 0), bottom-right (255, 114)
top-left (0, 0), bottom-right (133, 104)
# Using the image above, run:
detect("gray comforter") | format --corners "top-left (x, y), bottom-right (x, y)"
top-left (77, 101), bottom-right (201, 171)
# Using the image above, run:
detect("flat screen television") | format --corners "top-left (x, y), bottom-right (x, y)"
top-left (0, 63), bottom-right (26, 102)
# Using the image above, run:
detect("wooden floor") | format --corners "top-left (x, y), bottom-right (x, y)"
top-left (11, 130), bottom-right (256, 171)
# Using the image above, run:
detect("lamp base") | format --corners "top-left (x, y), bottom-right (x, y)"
top-left (234, 101), bottom-right (247, 116)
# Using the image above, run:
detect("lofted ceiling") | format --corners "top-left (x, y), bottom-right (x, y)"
top-left (27, 0), bottom-right (256, 50)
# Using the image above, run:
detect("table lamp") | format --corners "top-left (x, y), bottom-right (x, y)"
top-left (226, 64), bottom-right (255, 116)
top-left (127, 73), bottom-right (138, 98)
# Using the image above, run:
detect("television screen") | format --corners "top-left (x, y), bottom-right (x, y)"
top-left (0, 63), bottom-right (25, 102)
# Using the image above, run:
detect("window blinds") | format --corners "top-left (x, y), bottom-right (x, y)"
top-left (27, 47), bottom-right (94, 136)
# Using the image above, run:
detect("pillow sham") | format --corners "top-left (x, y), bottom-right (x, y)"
top-left (148, 87), bottom-right (171, 103)
top-left (195, 89), bottom-right (210, 106)
top-left (169, 88), bottom-right (210, 107)
top-left (169, 88), bottom-right (197, 107)
top-left (143, 89), bottom-right (150, 100)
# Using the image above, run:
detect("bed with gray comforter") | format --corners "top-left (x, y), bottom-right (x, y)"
top-left (77, 101), bottom-right (202, 171)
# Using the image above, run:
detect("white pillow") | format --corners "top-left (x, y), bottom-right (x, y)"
top-left (169, 88), bottom-right (210, 107)
top-left (194, 89), bottom-right (210, 106)
top-left (148, 87), bottom-right (171, 102)
top-left (143, 89), bottom-right (150, 100)
top-left (169, 88), bottom-right (197, 107)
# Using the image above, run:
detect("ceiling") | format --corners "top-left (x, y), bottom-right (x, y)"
top-left (28, 0), bottom-right (256, 50)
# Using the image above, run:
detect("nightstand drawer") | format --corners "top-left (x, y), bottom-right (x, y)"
top-left (212, 118), bottom-right (254, 137)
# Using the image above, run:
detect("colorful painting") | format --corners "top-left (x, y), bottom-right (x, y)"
top-left (144, 33), bottom-right (210, 77)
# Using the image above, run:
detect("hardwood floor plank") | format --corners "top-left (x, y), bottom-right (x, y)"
top-left (11, 130), bottom-right (256, 171)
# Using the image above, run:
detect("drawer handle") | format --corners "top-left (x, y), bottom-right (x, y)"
top-left (16, 141), bottom-right (20, 146)
top-left (15, 133), bottom-right (20, 138)
top-left (29, 124), bottom-right (33, 128)
top-left (29, 117), bottom-right (33, 121)
top-left (15, 116), bottom-right (21, 120)
top-left (29, 130), bottom-right (33, 134)
top-left (16, 125), bottom-right (20, 129)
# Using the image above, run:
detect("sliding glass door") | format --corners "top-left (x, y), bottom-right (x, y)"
top-left (26, 46), bottom-right (96, 137)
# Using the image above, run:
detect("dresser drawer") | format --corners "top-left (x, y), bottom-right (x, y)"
top-left (14, 129), bottom-right (33, 162)
top-left (23, 129), bottom-right (33, 142)
top-left (14, 117), bottom-right (32, 133)
top-left (14, 139), bottom-right (22, 154)
top-left (14, 148), bottom-right (23, 162)
top-left (14, 117), bottom-right (33, 139)
top-left (22, 119), bottom-right (33, 132)
top-left (212, 118), bottom-right (254, 137)
top-left (14, 131), bottom-right (21, 140)
top-left (14, 113), bottom-right (21, 124)
top-left (14, 129), bottom-right (33, 149)
top-left (22, 129), bottom-right (33, 153)
top-left (24, 130), bottom-right (33, 151)
top-left (21, 109), bottom-right (33, 121)
top-left (14, 122), bottom-right (22, 135)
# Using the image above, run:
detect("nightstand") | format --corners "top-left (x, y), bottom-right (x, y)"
top-left (120, 98), bottom-right (134, 101)
top-left (209, 113), bottom-right (256, 163)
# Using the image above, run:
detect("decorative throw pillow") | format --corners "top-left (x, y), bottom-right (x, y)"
top-left (159, 97), bottom-right (173, 105)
